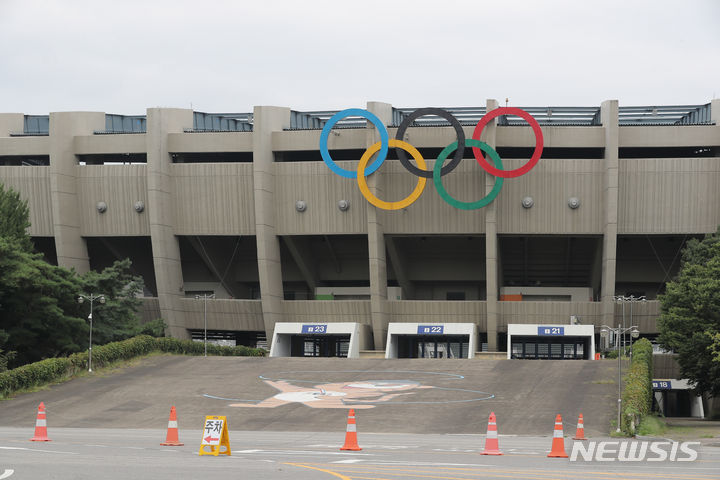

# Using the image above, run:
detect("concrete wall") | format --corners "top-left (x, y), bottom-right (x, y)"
top-left (282, 300), bottom-right (372, 324)
top-left (172, 163), bottom-right (255, 235)
top-left (77, 165), bottom-right (149, 236)
top-left (0, 166), bottom-right (53, 235)
top-left (653, 353), bottom-right (682, 379)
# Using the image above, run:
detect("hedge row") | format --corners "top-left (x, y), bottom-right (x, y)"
top-left (0, 335), bottom-right (265, 398)
top-left (620, 337), bottom-right (654, 435)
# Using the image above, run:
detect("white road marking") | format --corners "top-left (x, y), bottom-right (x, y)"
top-left (370, 461), bottom-right (490, 467)
top-left (0, 470), bottom-right (14, 479)
top-left (332, 459), bottom-right (364, 464)
top-left (308, 444), bottom-right (416, 449)
top-left (0, 446), bottom-right (77, 455)
top-left (233, 449), bottom-right (372, 456)
top-left (432, 448), bottom-right (475, 452)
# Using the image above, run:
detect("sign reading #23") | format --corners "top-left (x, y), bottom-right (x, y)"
top-left (302, 324), bottom-right (327, 334)
top-left (319, 107), bottom-right (544, 211)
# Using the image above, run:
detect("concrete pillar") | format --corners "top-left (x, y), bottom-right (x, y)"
top-left (146, 108), bottom-right (193, 338)
top-left (483, 99), bottom-right (500, 351)
top-left (600, 100), bottom-right (620, 328)
top-left (711, 99), bottom-right (720, 125)
top-left (49, 112), bottom-right (105, 273)
top-left (0, 113), bottom-right (23, 136)
top-left (253, 106), bottom-right (291, 343)
top-left (366, 101), bottom-right (393, 350)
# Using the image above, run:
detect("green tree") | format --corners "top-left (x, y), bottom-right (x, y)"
top-left (1, 180), bottom-right (152, 366)
top-left (0, 183), bottom-right (33, 252)
top-left (0, 346), bottom-right (14, 372)
top-left (77, 258), bottom-right (146, 345)
top-left (657, 227), bottom-right (720, 396)
top-left (0, 237), bottom-right (87, 366)
top-left (712, 332), bottom-right (720, 363)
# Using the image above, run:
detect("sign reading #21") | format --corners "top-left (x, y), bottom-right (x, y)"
top-left (538, 326), bottom-right (564, 336)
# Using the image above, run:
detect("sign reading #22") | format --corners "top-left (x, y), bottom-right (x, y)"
top-left (417, 325), bottom-right (444, 335)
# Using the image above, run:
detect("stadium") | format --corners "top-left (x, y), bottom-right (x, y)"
top-left (0, 100), bottom-right (718, 382)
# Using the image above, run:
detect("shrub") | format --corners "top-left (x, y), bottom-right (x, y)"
top-left (0, 335), bottom-right (265, 398)
top-left (620, 338), bottom-right (654, 435)
top-left (0, 357), bottom-right (72, 399)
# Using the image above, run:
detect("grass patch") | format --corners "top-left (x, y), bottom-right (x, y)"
top-left (0, 351), bottom-right (168, 400)
top-left (635, 416), bottom-right (720, 440)
top-left (637, 415), bottom-right (667, 436)
top-left (665, 425), bottom-right (720, 440)
top-left (0, 335), bottom-right (266, 400)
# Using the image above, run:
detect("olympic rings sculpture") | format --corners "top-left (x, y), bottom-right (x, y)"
top-left (319, 107), bottom-right (543, 211)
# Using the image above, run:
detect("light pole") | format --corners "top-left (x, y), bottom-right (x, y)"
top-left (628, 295), bottom-right (646, 357)
top-left (78, 293), bottom-right (105, 372)
top-left (195, 294), bottom-right (215, 356)
top-left (601, 324), bottom-right (640, 433)
top-left (614, 295), bottom-right (647, 355)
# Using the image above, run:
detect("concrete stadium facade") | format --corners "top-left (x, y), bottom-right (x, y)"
top-left (1, 99), bottom-right (719, 357)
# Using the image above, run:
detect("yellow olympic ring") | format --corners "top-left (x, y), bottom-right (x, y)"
top-left (357, 139), bottom-right (427, 211)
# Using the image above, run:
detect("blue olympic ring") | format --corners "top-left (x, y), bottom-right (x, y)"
top-left (319, 108), bottom-right (389, 179)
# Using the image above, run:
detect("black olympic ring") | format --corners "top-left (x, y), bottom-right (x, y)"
top-left (394, 107), bottom-right (466, 178)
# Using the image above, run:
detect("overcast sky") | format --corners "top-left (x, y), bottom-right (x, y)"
top-left (1, 0), bottom-right (718, 115)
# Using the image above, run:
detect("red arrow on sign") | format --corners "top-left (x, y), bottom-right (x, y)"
top-left (204, 435), bottom-right (219, 443)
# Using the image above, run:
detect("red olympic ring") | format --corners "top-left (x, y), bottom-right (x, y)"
top-left (471, 107), bottom-right (543, 178)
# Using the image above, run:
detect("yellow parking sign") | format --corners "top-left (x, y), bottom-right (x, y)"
top-left (198, 416), bottom-right (231, 456)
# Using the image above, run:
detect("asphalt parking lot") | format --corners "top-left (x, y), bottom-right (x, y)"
top-left (1, 427), bottom-right (719, 480)
top-left (3, 355), bottom-right (717, 479)
top-left (0, 355), bottom-right (618, 436)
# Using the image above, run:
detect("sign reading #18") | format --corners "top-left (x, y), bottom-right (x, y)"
top-left (538, 326), bottom-right (564, 336)
top-left (652, 380), bottom-right (672, 390)
top-left (302, 324), bottom-right (328, 334)
top-left (417, 325), bottom-right (444, 335)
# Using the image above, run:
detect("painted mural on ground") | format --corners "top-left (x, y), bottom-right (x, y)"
top-left (204, 371), bottom-right (494, 409)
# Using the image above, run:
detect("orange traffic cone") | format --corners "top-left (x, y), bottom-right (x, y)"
top-left (480, 412), bottom-right (503, 455)
top-left (547, 414), bottom-right (568, 458)
top-left (339, 409), bottom-right (361, 451)
top-left (572, 414), bottom-right (587, 440)
top-left (160, 406), bottom-right (184, 446)
top-left (30, 402), bottom-right (51, 442)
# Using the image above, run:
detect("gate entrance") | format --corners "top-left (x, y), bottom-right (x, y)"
top-left (507, 324), bottom-right (596, 360)
top-left (510, 335), bottom-right (589, 359)
top-left (385, 323), bottom-right (478, 359)
top-left (269, 322), bottom-right (372, 358)
top-left (397, 335), bottom-right (470, 359)
top-left (290, 335), bottom-right (350, 357)
top-left (653, 379), bottom-right (705, 418)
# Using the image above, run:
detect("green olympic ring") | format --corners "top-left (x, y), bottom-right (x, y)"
top-left (433, 139), bottom-right (504, 210)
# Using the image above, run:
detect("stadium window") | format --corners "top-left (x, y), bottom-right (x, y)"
top-left (446, 291), bottom-right (466, 301)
